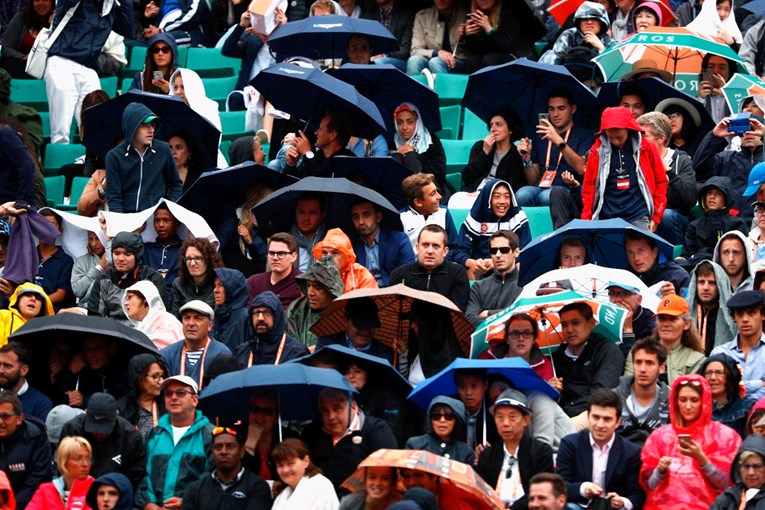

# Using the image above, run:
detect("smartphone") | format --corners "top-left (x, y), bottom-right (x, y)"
top-left (466, 13), bottom-right (473, 19)
top-left (153, 70), bottom-right (164, 81)
top-left (678, 434), bottom-right (692, 442)
top-left (701, 69), bottom-right (713, 82)
top-left (538, 113), bottom-right (550, 125)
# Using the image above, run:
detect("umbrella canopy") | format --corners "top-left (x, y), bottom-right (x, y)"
top-left (593, 27), bottom-right (747, 83)
top-left (249, 63), bottom-right (386, 140)
top-left (251, 176), bottom-right (403, 237)
top-left (289, 344), bottom-right (412, 400)
top-left (741, 0), bottom-right (765, 16)
top-left (81, 90), bottom-right (221, 167)
top-left (310, 284), bottom-right (475, 357)
top-left (333, 63), bottom-right (442, 139)
top-left (548, 0), bottom-right (676, 25)
top-left (597, 77), bottom-right (714, 131)
top-left (267, 15), bottom-right (400, 61)
top-left (470, 291), bottom-right (627, 359)
top-left (317, 156), bottom-right (412, 210)
top-left (462, 58), bottom-right (600, 133)
top-left (342, 449), bottom-right (503, 510)
top-left (198, 363), bottom-right (357, 421)
top-left (517, 218), bottom-right (675, 286)
top-left (407, 358), bottom-right (559, 410)
top-left (722, 73), bottom-right (765, 113)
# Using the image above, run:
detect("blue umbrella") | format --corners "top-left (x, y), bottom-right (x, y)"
top-left (289, 344), bottom-right (412, 400)
top-left (597, 77), bottom-right (714, 131)
top-left (81, 90), bottom-right (221, 167)
top-left (249, 63), bottom-right (386, 140)
top-left (318, 156), bottom-right (412, 210)
top-left (199, 364), bottom-right (357, 421)
top-left (407, 358), bottom-right (559, 411)
top-left (462, 58), bottom-right (600, 134)
top-left (517, 218), bottom-right (675, 286)
top-left (333, 63), bottom-right (442, 140)
top-left (738, 0), bottom-right (765, 16)
top-left (251, 176), bottom-right (403, 236)
top-left (267, 15), bottom-right (399, 61)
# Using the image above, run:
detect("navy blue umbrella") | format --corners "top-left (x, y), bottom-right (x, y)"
top-left (462, 58), bottom-right (600, 134)
top-left (251, 176), bottom-right (403, 236)
top-left (333, 63), bottom-right (441, 140)
top-left (407, 358), bottom-right (559, 411)
top-left (199, 364), bottom-right (357, 421)
top-left (249, 63), bottom-right (386, 140)
top-left (289, 344), bottom-right (412, 400)
top-left (267, 15), bottom-right (399, 61)
top-left (597, 77), bottom-right (714, 131)
top-left (516, 218), bottom-right (675, 286)
top-left (318, 156), bottom-right (411, 210)
top-left (81, 90), bottom-right (221, 167)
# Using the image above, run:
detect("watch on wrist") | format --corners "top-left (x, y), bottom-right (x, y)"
top-left (557, 141), bottom-right (567, 151)
top-left (305, 150), bottom-right (315, 160)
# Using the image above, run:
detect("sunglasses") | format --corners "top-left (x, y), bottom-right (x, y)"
top-left (678, 380), bottom-right (702, 388)
top-left (152, 46), bottom-right (171, 54)
top-left (249, 405), bottom-right (276, 416)
top-left (490, 246), bottom-right (512, 255)
top-left (430, 412), bottom-right (456, 422)
top-left (212, 426), bottom-right (238, 436)
top-left (505, 456), bottom-right (517, 478)
top-left (164, 389), bottom-right (193, 398)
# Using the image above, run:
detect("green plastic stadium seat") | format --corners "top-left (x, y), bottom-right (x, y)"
top-left (442, 139), bottom-right (473, 175)
top-left (220, 111), bottom-right (254, 141)
top-left (43, 143), bottom-right (86, 176)
top-left (185, 48), bottom-right (240, 77)
top-left (446, 173), bottom-right (461, 193)
top-left (203, 76), bottom-right (238, 110)
top-left (433, 73), bottom-right (469, 107)
top-left (462, 109), bottom-right (489, 140)
top-left (10, 79), bottom-right (48, 111)
top-left (99, 76), bottom-right (118, 97)
top-left (523, 206), bottom-right (554, 238)
top-left (220, 140), bottom-right (232, 165)
top-left (438, 105), bottom-right (461, 141)
top-left (44, 175), bottom-right (65, 207)
top-left (449, 207), bottom-right (470, 230)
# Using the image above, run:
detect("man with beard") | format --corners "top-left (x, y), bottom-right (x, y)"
top-left (0, 342), bottom-right (51, 422)
top-left (687, 260), bottom-right (737, 355)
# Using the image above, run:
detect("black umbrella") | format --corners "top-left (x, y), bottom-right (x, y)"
top-left (317, 156), bottom-right (412, 210)
top-left (251, 176), bottom-right (403, 237)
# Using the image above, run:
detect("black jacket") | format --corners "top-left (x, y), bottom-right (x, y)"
top-left (388, 260), bottom-right (469, 311)
top-left (182, 469), bottom-right (272, 510)
top-left (633, 259), bottom-right (691, 295)
top-left (0, 419), bottom-right (51, 508)
top-left (466, 268), bottom-right (522, 327)
top-left (475, 435), bottom-right (554, 510)
top-left (462, 141), bottom-right (526, 193)
top-left (666, 149), bottom-right (697, 217)
top-left (285, 147), bottom-right (356, 179)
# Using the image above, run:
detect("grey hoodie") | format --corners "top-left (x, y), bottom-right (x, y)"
top-left (404, 396), bottom-right (474, 464)
top-left (713, 230), bottom-right (756, 294)
top-left (613, 374), bottom-right (670, 447)
top-left (687, 260), bottom-right (737, 355)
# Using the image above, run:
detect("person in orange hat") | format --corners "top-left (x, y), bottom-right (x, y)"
top-left (313, 228), bottom-right (378, 293)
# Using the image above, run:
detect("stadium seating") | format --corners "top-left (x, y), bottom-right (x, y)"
top-left (43, 143), bottom-right (86, 176)
top-left (220, 111), bottom-right (253, 141)
top-left (185, 48), bottom-right (241, 78)
top-left (442, 139), bottom-right (473, 175)
top-left (44, 175), bottom-right (65, 207)
top-left (461, 109), bottom-right (489, 140)
top-left (433, 73), bottom-right (469, 107)
top-left (523, 206), bottom-right (554, 238)
top-left (438, 105), bottom-right (461, 140)
top-left (203, 76), bottom-right (238, 109)
top-left (10, 78), bottom-right (48, 111)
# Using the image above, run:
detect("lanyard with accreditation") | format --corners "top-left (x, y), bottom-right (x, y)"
top-left (539, 128), bottom-right (571, 188)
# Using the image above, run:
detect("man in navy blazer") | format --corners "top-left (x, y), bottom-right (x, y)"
top-left (350, 200), bottom-right (414, 286)
top-left (557, 388), bottom-right (645, 509)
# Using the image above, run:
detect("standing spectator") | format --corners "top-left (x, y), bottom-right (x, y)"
top-left (44, 0), bottom-right (134, 144)
top-left (0, 342), bottom-right (53, 422)
top-left (687, 260), bottom-right (736, 356)
top-left (0, 0), bottom-right (54, 78)
top-left (406, 0), bottom-right (469, 76)
top-left (27, 435), bottom-right (93, 509)
top-left (246, 233), bottom-right (302, 310)
top-left (170, 238), bottom-right (221, 318)
top-left (130, 34), bottom-right (178, 94)
top-left (210, 268), bottom-right (249, 351)
top-left (138, 0), bottom-right (207, 47)
top-left (361, 0), bottom-right (414, 71)
top-left (105, 103), bottom-right (183, 214)
top-left (462, 109), bottom-right (525, 194)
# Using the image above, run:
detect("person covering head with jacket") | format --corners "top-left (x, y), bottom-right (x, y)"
top-left (211, 267), bottom-right (250, 351)
top-left (86, 472), bottom-right (133, 510)
top-left (0, 282), bottom-right (53, 345)
top-left (123, 280), bottom-right (182, 350)
top-left (405, 396), bottom-right (473, 464)
top-left (640, 374), bottom-right (743, 510)
top-left (313, 228), bottom-right (377, 293)
top-left (698, 353), bottom-right (754, 437)
top-left (581, 106), bottom-right (668, 232)
top-left (539, 1), bottom-right (614, 65)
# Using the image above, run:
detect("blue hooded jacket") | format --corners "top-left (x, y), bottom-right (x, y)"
top-left (211, 267), bottom-right (250, 351)
top-left (105, 102), bottom-right (183, 213)
top-left (452, 179), bottom-right (531, 266)
top-left (86, 473), bottom-right (133, 510)
top-left (404, 396), bottom-right (474, 464)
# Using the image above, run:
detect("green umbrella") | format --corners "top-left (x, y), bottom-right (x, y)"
top-left (721, 73), bottom-right (765, 113)
top-left (593, 27), bottom-right (746, 83)
top-left (470, 290), bottom-right (626, 359)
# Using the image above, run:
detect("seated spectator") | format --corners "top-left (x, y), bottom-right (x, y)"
top-left (285, 256), bottom-right (344, 348)
top-left (316, 297), bottom-right (394, 363)
top-left (234, 291), bottom-right (309, 367)
top-left (480, 313), bottom-right (554, 378)
top-left (687, 260), bottom-right (736, 356)
top-left (170, 238), bottom-right (221, 318)
top-left (753, 201), bottom-right (765, 262)
top-left (656, 98), bottom-right (704, 164)
top-left (392, 103), bottom-right (448, 199)
top-left (640, 375), bottom-right (742, 509)
top-left (123, 281), bottom-right (183, 350)
top-left (160, 300), bottom-right (232, 391)
top-left (476, 389), bottom-right (554, 509)
top-left (684, 178), bottom-right (748, 258)
top-left (632, 0), bottom-right (662, 31)
top-left (302, 388), bottom-right (398, 492)
top-left (0, 342), bottom-right (52, 422)
top-left (59, 392), bottom-right (146, 490)
top-left (86, 473), bottom-right (133, 510)
top-left (143, 204), bottom-right (183, 296)
top-left (247, 233), bottom-right (302, 310)
top-left (349, 200), bottom-right (414, 287)
top-left (527, 473), bottom-right (569, 510)
top-left (466, 230), bottom-right (523, 327)
top-left (361, 0), bottom-right (414, 72)
top-left (453, 368), bottom-right (499, 449)
top-left (406, 299), bottom-right (466, 382)
top-left (453, 179), bottom-right (530, 278)
top-left (27, 435), bottom-right (93, 509)
top-left (57, 336), bottom-right (130, 406)
top-left (624, 230), bottom-right (690, 295)
top-left (539, 2), bottom-right (613, 65)
top-left (138, 0), bottom-right (208, 47)
top-left (550, 301), bottom-right (625, 428)
top-left (406, 0), bottom-right (469, 75)
top-left (218, 181), bottom-right (269, 277)
top-left (710, 434), bottom-right (765, 510)
top-left (461, 109), bottom-right (525, 193)
top-left (345, 33), bottom-right (374, 65)
top-left (210, 268), bottom-right (249, 351)
top-left (607, 282), bottom-right (655, 355)
top-left (462, 0), bottom-right (537, 70)
top-left (289, 193), bottom-right (328, 272)
top-left (130, 34), bottom-right (178, 94)
top-left (556, 237), bottom-right (587, 268)
top-left (241, 391), bottom-right (298, 482)
top-left (0, 283), bottom-right (52, 345)
top-left (271, 438), bottom-right (339, 509)
top-left (0, 0), bottom-right (53, 78)
top-left (338, 466), bottom-right (402, 509)
top-left (714, 231), bottom-right (756, 293)
top-left (636, 111), bottom-right (697, 247)
top-left (36, 209), bottom-right (75, 310)
top-left (71, 230), bottom-right (106, 303)
top-left (697, 54), bottom-right (736, 123)
top-left (406, 396), bottom-right (473, 464)
top-left (625, 294), bottom-right (706, 384)
top-left (711, 290), bottom-right (765, 401)
top-left (686, 0), bottom-right (741, 49)
top-left (115, 354), bottom-right (167, 439)
top-left (557, 389), bottom-right (645, 509)
top-left (0, 392), bottom-right (51, 508)
top-left (699, 353), bottom-right (754, 437)
top-left (314, 228), bottom-right (377, 293)
top-left (399, 173), bottom-right (459, 252)
top-left (0, 69), bottom-right (43, 155)
top-left (284, 113), bottom-right (356, 179)
top-left (105, 103), bottom-right (183, 214)
top-left (170, 133), bottom-right (205, 193)
top-left (613, 338), bottom-right (670, 446)
top-left (610, 0), bottom-right (636, 39)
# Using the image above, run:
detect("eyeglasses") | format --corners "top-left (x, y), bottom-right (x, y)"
top-left (0, 412), bottom-right (18, 421)
top-left (741, 463), bottom-right (765, 471)
top-left (212, 426), bottom-right (238, 436)
top-left (267, 250), bottom-right (292, 259)
top-left (152, 46), bottom-right (171, 54)
top-left (184, 256), bottom-right (204, 264)
top-left (252, 309), bottom-right (274, 318)
top-left (507, 330), bottom-right (534, 339)
top-left (146, 373), bottom-right (164, 381)
top-left (505, 456), bottom-right (517, 478)
top-left (70, 455), bottom-right (93, 464)
top-left (164, 389), bottom-right (193, 398)
top-left (703, 369), bottom-right (726, 377)
top-left (490, 246), bottom-right (511, 255)
top-left (249, 405), bottom-right (276, 416)
top-left (429, 412), bottom-right (456, 421)
top-left (608, 290), bottom-right (638, 298)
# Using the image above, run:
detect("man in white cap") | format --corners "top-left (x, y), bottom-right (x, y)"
top-left (136, 375), bottom-right (214, 510)
top-left (160, 300), bottom-right (231, 392)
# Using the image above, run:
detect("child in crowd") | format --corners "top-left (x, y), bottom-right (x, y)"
top-left (682, 176), bottom-right (748, 257)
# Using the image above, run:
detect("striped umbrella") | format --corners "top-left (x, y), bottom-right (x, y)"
top-left (721, 73), bottom-right (765, 113)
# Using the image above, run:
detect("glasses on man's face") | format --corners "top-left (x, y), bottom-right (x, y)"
top-left (164, 389), bottom-right (193, 398)
top-left (0, 412), bottom-right (18, 421)
top-left (152, 46), bottom-right (171, 54)
top-left (429, 412), bottom-right (456, 422)
top-left (507, 330), bottom-right (534, 339)
top-left (608, 290), bottom-right (637, 299)
top-left (490, 246), bottom-right (511, 255)
top-left (252, 309), bottom-right (274, 318)
top-left (267, 250), bottom-right (291, 259)
top-left (184, 256), bottom-right (204, 264)
top-left (249, 405), bottom-right (276, 416)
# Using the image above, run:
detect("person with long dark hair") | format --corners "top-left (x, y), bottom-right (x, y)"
top-left (170, 237), bottom-right (222, 317)
top-left (0, 0), bottom-right (54, 78)
top-left (130, 34), bottom-right (178, 94)
top-left (115, 354), bottom-right (167, 439)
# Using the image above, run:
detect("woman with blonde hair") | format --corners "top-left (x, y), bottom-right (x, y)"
top-left (27, 436), bottom-right (94, 509)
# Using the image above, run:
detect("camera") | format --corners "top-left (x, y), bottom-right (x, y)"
top-left (728, 112), bottom-right (752, 136)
